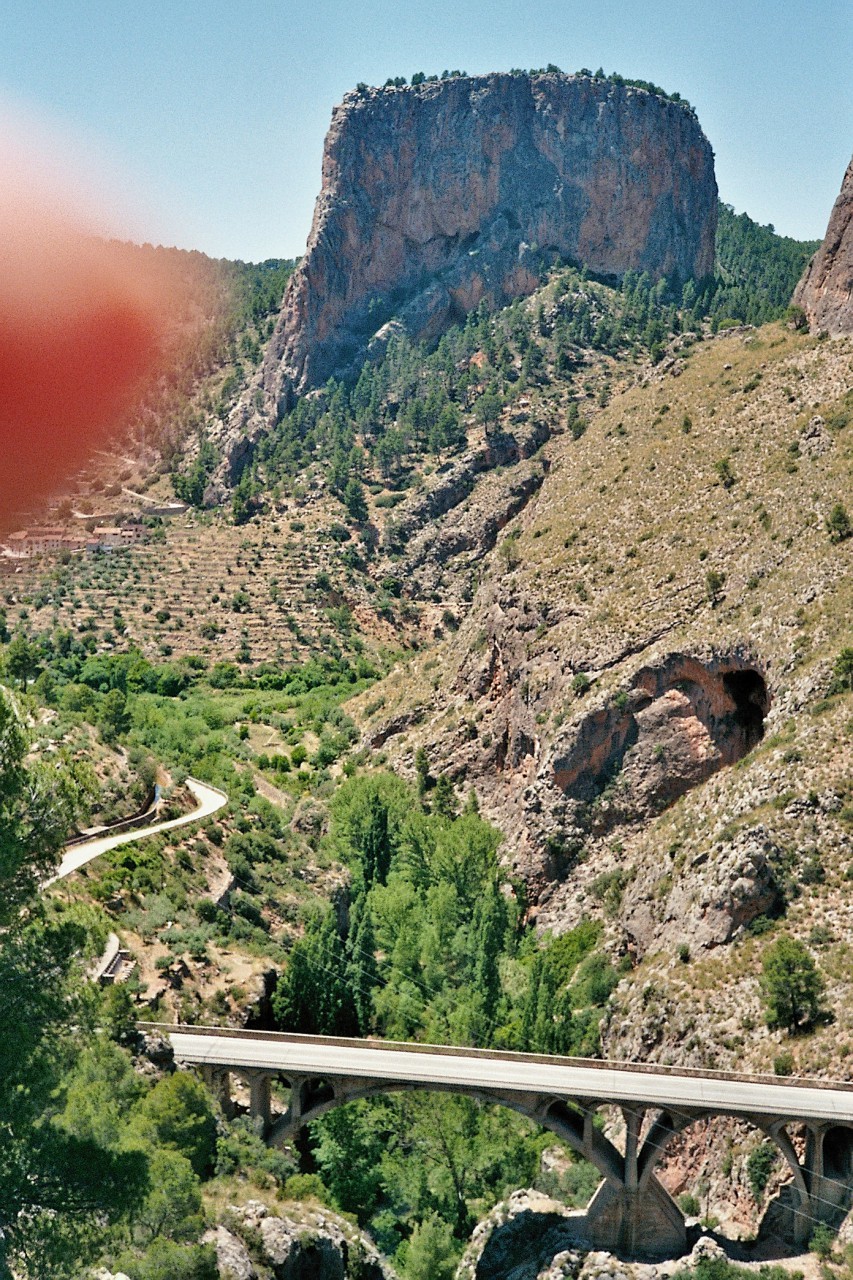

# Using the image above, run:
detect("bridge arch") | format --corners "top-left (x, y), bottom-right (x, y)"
top-left (634, 1105), bottom-right (853, 1246)
top-left (207, 1066), bottom-right (686, 1257)
top-left (259, 1074), bottom-right (628, 1189)
top-left (636, 1110), bottom-right (812, 1201)
top-left (823, 1126), bottom-right (853, 1185)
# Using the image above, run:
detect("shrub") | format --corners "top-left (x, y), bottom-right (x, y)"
top-left (196, 899), bottom-right (220, 924)
top-left (714, 457), bottom-right (736, 489)
top-left (114, 1239), bottom-right (217, 1280)
top-left (799, 852), bottom-right (825, 885)
top-left (282, 1172), bottom-right (329, 1203)
top-left (809, 1223), bottom-right (836, 1259)
top-left (830, 648), bottom-right (853, 693)
top-left (826, 502), bottom-right (852, 542)
top-left (498, 533), bottom-right (521, 569)
top-left (746, 1142), bottom-right (777, 1200)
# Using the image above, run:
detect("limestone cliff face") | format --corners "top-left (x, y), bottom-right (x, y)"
top-left (267, 72), bottom-right (717, 394)
top-left (793, 154), bottom-right (853, 334)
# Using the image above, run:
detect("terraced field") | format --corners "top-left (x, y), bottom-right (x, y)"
top-left (4, 503), bottom-right (391, 665)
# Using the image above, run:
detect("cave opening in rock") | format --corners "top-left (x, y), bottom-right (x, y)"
top-left (722, 669), bottom-right (769, 752)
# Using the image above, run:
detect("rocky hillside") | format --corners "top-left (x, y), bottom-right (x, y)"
top-left (794, 154), bottom-right (853, 335)
top-left (263, 71), bottom-right (716, 394)
top-left (352, 318), bottom-right (853, 1082)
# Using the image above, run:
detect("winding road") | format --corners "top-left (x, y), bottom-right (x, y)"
top-left (45, 777), bottom-right (228, 886)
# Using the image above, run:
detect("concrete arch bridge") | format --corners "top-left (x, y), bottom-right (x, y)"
top-left (157, 1025), bottom-right (853, 1259)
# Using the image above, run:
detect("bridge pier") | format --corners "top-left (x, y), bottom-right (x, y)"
top-left (284, 1074), bottom-right (308, 1128)
top-left (580, 1107), bottom-right (687, 1259)
top-left (586, 1174), bottom-right (686, 1259)
top-left (200, 1065), bottom-right (235, 1119)
top-left (246, 1070), bottom-right (272, 1134)
top-left (805, 1123), bottom-right (853, 1222)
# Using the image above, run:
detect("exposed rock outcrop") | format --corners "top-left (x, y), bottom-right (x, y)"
top-left (203, 1226), bottom-right (256, 1279)
top-left (212, 1200), bottom-right (396, 1280)
top-left (621, 824), bottom-right (784, 954)
top-left (793, 154), bottom-right (853, 334)
top-left (455, 1190), bottom-right (585, 1280)
top-left (265, 72), bottom-right (717, 394)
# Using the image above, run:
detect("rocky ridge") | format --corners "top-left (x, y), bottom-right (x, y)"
top-left (262, 72), bottom-right (716, 396)
top-left (794, 154), bottom-right (853, 335)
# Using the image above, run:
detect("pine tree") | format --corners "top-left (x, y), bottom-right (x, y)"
top-left (348, 893), bottom-right (380, 1033)
top-left (361, 792), bottom-right (392, 886)
top-left (471, 884), bottom-right (507, 1033)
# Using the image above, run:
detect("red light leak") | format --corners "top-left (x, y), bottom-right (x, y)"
top-left (0, 140), bottom-right (183, 530)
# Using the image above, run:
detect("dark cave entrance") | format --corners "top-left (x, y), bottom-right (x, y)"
top-left (722, 669), bottom-right (769, 753)
top-left (551, 659), bottom-right (771, 830)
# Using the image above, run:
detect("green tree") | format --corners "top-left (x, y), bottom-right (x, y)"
top-left (402, 1212), bottom-right (459, 1280)
top-left (0, 695), bottom-right (148, 1277)
top-left (99, 687), bottom-right (131, 743)
top-left (0, 689), bottom-right (93, 917)
top-left (272, 907), bottom-right (357, 1036)
top-left (57, 1040), bottom-right (145, 1151)
top-left (760, 936), bottom-right (827, 1033)
top-left (385, 1093), bottom-right (538, 1237)
top-left (311, 1100), bottom-right (386, 1220)
top-left (361, 790), bottom-right (393, 886)
top-left (132, 1149), bottom-right (204, 1243)
top-left (343, 476), bottom-right (368, 524)
top-left (414, 746), bottom-right (430, 800)
top-left (470, 882), bottom-right (509, 1033)
top-left (705, 569), bottom-right (726, 603)
top-left (4, 631), bottom-right (41, 689)
top-left (232, 470), bottom-right (256, 525)
top-left (348, 893), bottom-right (380, 1033)
top-left (432, 773), bottom-right (457, 819)
top-left (474, 389), bottom-right (502, 429)
top-left (131, 1072), bottom-right (217, 1178)
top-left (826, 501), bottom-right (852, 543)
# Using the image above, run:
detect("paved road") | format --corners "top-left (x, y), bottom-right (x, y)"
top-left (46, 777), bottom-right (228, 885)
top-left (167, 1029), bottom-right (853, 1125)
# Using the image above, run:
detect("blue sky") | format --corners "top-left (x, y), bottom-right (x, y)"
top-left (1, 0), bottom-right (850, 261)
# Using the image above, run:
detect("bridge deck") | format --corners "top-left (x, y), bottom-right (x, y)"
top-left (160, 1026), bottom-right (853, 1125)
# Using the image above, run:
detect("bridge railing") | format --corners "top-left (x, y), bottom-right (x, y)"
top-left (141, 1022), bottom-right (853, 1094)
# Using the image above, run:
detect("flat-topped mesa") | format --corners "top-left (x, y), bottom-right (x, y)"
top-left (265, 71), bottom-right (718, 397)
top-left (793, 154), bottom-right (853, 335)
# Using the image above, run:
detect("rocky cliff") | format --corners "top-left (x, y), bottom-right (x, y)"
top-left (265, 72), bottom-right (717, 395)
top-left (793, 154), bottom-right (853, 334)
